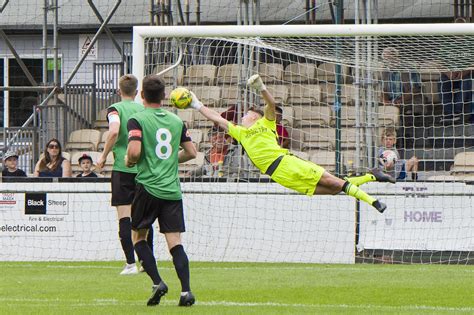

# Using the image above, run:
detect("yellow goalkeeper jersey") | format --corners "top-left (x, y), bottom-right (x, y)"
top-left (227, 117), bottom-right (289, 173)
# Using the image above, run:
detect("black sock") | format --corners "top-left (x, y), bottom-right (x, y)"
top-left (412, 172), bottom-right (418, 181)
top-left (170, 245), bottom-right (190, 292)
top-left (135, 240), bottom-right (162, 285)
top-left (118, 217), bottom-right (135, 264)
top-left (342, 181), bottom-right (350, 193)
top-left (147, 226), bottom-right (154, 254)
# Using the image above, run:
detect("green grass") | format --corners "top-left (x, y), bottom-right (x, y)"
top-left (0, 261), bottom-right (472, 314)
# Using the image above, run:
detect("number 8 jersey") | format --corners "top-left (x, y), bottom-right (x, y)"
top-left (128, 107), bottom-right (192, 200)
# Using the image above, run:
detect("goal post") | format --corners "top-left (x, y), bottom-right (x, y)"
top-left (129, 24), bottom-right (474, 264)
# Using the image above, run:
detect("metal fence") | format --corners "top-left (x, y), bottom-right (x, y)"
top-left (2, 127), bottom-right (39, 174)
top-left (93, 62), bottom-right (123, 114)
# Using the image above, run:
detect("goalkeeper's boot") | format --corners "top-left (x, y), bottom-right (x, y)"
top-left (120, 263), bottom-right (138, 275)
top-left (147, 281), bottom-right (168, 306)
top-left (178, 292), bottom-right (195, 307)
top-left (372, 200), bottom-right (387, 213)
top-left (370, 168), bottom-right (396, 184)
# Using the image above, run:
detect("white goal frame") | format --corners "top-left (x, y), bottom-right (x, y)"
top-left (132, 23), bottom-right (474, 90)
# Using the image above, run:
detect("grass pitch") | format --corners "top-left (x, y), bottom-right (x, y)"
top-left (0, 261), bottom-right (472, 314)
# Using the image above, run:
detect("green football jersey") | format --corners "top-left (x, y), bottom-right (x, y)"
top-left (108, 100), bottom-right (144, 173)
top-left (128, 107), bottom-right (187, 200)
top-left (227, 117), bottom-right (289, 173)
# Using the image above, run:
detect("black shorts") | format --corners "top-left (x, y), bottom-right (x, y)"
top-left (131, 183), bottom-right (185, 233)
top-left (111, 171), bottom-right (137, 206)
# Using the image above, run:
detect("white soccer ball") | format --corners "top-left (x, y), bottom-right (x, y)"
top-left (382, 150), bottom-right (398, 168)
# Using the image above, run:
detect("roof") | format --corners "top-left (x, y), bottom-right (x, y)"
top-left (0, 0), bottom-right (455, 29)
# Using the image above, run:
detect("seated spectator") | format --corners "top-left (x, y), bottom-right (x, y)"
top-left (439, 68), bottom-right (473, 124)
top-left (34, 138), bottom-right (72, 177)
top-left (381, 47), bottom-right (424, 116)
top-left (187, 128), bottom-right (249, 180)
top-left (377, 127), bottom-right (418, 181)
top-left (2, 151), bottom-right (27, 177)
top-left (76, 153), bottom-right (98, 178)
top-left (275, 106), bottom-right (290, 148)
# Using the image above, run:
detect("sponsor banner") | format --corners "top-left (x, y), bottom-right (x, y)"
top-left (0, 193), bottom-right (73, 237)
top-left (359, 196), bottom-right (473, 251)
top-left (0, 193), bottom-right (17, 210)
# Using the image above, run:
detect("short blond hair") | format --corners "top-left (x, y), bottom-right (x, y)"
top-left (382, 127), bottom-right (397, 139)
top-left (119, 74), bottom-right (138, 96)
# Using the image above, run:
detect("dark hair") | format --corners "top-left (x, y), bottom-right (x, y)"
top-left (39, 138), bottom-right (63, 171)
top-left (275, 106), bottom-right (283, 114)
top-left (78, 154), bottom-right (93, 164)
top-left (119, 74), bottom-right (138, 96)
top-left (248, 106), bottom-right (264, 117)
top-left (142, 75), bottom-right (166, 104)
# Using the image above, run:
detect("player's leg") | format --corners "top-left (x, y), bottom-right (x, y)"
top-left (345, 168), bottom-right (396, 186)
top-left (139, 225), bottom-right (154, 272)
top-left (117, 205), bottom-right (137, 274)
top-left (111, 171), bottom-right (137, 274)
top-left (315, 171), bottom-right (386, 213)
top-left (160, 199), bottom-right (195, 307)
top-left (131, 184), bottom-right (167, 306)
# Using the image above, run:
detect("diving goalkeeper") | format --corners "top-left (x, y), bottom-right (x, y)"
top-left (188, 74), bottom-right (394, 212)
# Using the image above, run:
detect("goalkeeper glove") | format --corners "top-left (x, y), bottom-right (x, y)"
top-left (247, 74), bottom-right (267, 92)
top-left (189, 91), bottom-right (203, 110)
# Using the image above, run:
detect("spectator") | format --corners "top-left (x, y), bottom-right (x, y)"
top-left (378, 127), bottom-right (418, 181)
top-left (275, 106), bottom-right (290, 148)
top-left (34, 139), bottom-right (72, 177)
top-left (187, 128), bottom-right (249, 180)
top-left (2, 150), bottom-right (27, 177)
top-left (439, 68), bottom-right (473, 124)
top-left (76, 153), bottom-right (98, 178)
top-left (381, 47), bottom-right (424, 116)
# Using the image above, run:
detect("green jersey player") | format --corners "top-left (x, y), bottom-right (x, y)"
top-left (96, 74), bottom-right (153, 275)
top-left (126, 75), bottom-right (197, 307)
top-left (188, 74), bottom-right (395, 213)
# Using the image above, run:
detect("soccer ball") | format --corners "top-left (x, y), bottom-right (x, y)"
top-left (170, 87), bottom-right (192, 109)
top-left (382, 150), bottom-right (398, 166)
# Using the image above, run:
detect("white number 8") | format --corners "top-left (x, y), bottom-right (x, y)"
top-left (155, 128), bottom-right (172, 159)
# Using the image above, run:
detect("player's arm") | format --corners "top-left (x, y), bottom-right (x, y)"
top-left (125, 118), bottom-right (142, 167)
top-left (178, 124), bottom-right (197, 163)
top-left (97, 107), bottom-right (120, 168)
top-left (247, 74), bottom-right (276, 121)
top-left (189, 92), bottom-right (229, 132)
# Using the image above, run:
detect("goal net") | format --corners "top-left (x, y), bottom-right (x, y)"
top-left (132, 24), bottom-right (474, 265)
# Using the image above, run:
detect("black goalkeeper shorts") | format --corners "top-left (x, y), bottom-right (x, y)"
top-left (131, 183), bottom-right (185, 233)
top-left (111, 171), bottom-right (136, 206)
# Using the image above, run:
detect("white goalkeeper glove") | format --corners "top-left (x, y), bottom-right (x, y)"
top-left (247, 74), bottom-right (267, 92)
top-left (189, 91), bottom-right (203, 110)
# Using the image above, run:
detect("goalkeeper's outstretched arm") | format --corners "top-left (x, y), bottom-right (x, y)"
top-left (189, 91), bottom-right (229, 132)
top-left (247, 74), bottom-right (276, 121)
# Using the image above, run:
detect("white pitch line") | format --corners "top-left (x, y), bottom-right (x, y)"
top-left (0, 297), bottom-right (472, 313)
top-left (1, 263), bottom-right (472, 273)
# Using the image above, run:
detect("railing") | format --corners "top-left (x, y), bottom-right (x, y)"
top-left (2, 127), bottom-right (39, 174)
top-left (93, 62), bottom-right (123, 114)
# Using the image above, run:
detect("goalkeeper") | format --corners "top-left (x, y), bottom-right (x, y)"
top-left (188, 74), bottom-right (394, 213)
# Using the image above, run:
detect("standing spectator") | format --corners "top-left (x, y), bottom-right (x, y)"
top-left (439, 68), bottom-right (473, 124)
top-left (126, 75), bottom-right (197, 306)
top-left (34, 139), bottom-right (72, 177)
top-left (96, 74), bottom-right (152, 275)
top-left (76, 153), bottom-right (98, 178)
top-left (377, 127), bottom-right (418, 181)
top-left (2, 151), bottom-right (27, 177)
top-left (381, 47), bottom-right (424, 116)
top-left (275, 106), bottom-right (290, 149)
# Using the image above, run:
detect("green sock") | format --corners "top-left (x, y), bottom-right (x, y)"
top-left (343, 182), bottom-right (376, 206)
top-left (345, 173), bottom-right (376, 187)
